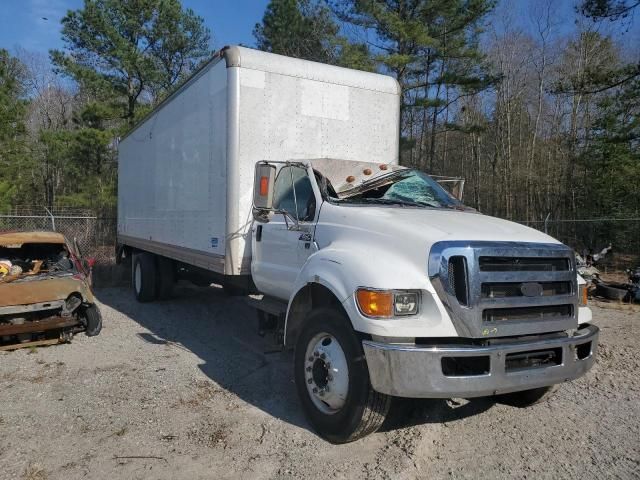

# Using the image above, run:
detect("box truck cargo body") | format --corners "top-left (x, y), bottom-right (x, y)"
top-left (117, 46), bottom-right (401, 279)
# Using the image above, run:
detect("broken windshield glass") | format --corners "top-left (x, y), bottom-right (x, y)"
top-left (332, 169), bottom-right (467, 209)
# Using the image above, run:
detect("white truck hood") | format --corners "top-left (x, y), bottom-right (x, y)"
top-left (317, 203), bottom-right (559, 246)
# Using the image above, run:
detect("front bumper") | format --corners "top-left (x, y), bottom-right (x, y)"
top-left (363, 324), bottom-right (599, 398)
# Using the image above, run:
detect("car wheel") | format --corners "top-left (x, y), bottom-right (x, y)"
top-left (294, 307), bottom-right (391, 443)
top-left (83, 304), bottom-right (102, 337)
top-left (496, 385), bottom-right (559, 407)
top-left (133, 253), bottom-right (157, 302)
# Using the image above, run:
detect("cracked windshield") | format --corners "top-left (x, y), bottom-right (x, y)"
top-left (336, 169), bottom-right (466, 209)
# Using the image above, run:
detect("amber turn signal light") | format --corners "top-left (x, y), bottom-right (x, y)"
top-left (259, 176), bottom-right (269, 196)
top-left (356, 289), bottom-right (394, 317)
top-left (579, 284), bottom-right (588, 306)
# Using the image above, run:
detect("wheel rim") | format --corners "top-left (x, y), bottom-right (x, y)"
top-left (304, 332), bottom-right (349, 414)
top-left (134, 261), bottom-right (142, 294)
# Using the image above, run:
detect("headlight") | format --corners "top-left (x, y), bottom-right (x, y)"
top-left (579, 284), bottom-right (588, 306)
top-left (355, 288), bottom-right (420, 318)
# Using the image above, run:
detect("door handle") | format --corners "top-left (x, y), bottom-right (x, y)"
top-left (256, 225), bottom-right (263, 242)
top-left (298, 232), bottom-right (312, 242)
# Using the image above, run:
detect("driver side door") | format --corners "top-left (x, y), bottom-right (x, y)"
top-left (251, 165), bottom-right (317, 300)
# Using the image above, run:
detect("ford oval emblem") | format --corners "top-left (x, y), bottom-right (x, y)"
top-left (521, 282), bottom-right (543, 297)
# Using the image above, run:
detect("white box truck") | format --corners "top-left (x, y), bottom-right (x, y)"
top-left (117, 46), bottom-right (598, 443)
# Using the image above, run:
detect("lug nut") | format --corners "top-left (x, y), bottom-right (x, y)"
top-left (312, 387), bottom-right (318, 393)
top-left (320, 353), bottom-right (326, 360)
top-left (306, 366), bottom-right (312, 372)
top-left (307, 378), bottom-right (313, 384)
top-left (308, 356), bottom-right (313, 362)
top-left (314, 351), bottom-right (320, 357)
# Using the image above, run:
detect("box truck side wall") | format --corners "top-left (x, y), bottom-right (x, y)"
top-left (118, 61), bottom-right (228, 272)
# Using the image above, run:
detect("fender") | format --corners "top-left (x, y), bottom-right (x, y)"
top-left (285, 242), bottom-right (457, 344)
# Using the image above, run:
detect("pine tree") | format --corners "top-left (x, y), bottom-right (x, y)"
top-left (330, 0), bottom-right (497, 169)
top-left (51, 0), bottom-right (211, 125)
top-left (0, 50), bottom-right (28, 211)
top-left (254, 0), bottom-right (374, 70)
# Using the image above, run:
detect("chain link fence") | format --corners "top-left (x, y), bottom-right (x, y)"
top-left (519, 218), bottom-right (640, 275)
top-left (2, 209), bottom-right (638, 276)
top-left (0, 208), bottom-right (117, 265)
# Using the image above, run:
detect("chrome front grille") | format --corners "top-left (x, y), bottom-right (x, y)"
top-left (428, 241), bottom-right (578, 338)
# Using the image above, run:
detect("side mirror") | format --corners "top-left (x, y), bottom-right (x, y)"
top-left (253, 162), bottom-right (276, 221)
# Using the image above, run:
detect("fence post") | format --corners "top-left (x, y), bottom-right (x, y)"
top-left (44, 207), bottom-right (56, 231)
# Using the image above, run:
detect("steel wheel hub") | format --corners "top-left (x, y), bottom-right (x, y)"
top-left (304, 332), bottom-right (349, 414)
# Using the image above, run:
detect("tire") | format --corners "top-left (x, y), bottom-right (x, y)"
top-left (496, 385), bottom-right (558, 408)
top-left (133, 253), bottom-right (157, 302)
top-left (82, 304), bottom-right (103, 337)
top-left (294, 307), bottom-right (391, 443)
top-left (155, 256), bottom-right (175, 300)
top-left (595, 283), bottom-right (629, 301)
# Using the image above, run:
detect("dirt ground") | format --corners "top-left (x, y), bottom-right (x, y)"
top-left (1, 284), bottom-right (638, 480)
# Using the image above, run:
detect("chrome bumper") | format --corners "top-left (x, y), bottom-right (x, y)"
top-left (363, 324), bottom-right (599, 398)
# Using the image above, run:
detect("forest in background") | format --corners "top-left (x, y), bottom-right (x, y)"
top-left (0, 0), bottom-right (638, 251)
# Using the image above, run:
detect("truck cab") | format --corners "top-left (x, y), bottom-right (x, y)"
top-left (250, 158), bottom-right (598, 444)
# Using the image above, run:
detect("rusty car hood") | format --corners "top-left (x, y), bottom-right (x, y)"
top-left (0, 231), bottom-right (66, 246)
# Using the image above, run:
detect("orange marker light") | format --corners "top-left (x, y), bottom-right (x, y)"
top-left (580, 284), bottom-right (588, 306)
top-left (356, 289), bottom-right (393, 317)
top-left (260, 176), bottom-right (269, 196)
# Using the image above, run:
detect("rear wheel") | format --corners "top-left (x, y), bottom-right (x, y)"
top-left (496, 385), bottom-right (558, 407)
top-left (156, 256), bottom-right (175, 300)
top-left (294, 307), bottom-right (391, 443)
top-left (133, 253), bottom-right (157, 302)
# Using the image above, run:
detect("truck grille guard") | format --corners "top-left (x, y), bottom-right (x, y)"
top-left (428, 241), bottom-right (578, 338)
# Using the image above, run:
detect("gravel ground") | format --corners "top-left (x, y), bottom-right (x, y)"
top-left (0, 284), bottom-right (638, 480)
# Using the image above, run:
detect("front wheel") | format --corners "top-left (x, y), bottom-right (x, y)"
top-left (294, 307), bottom-right (391, 443)
top-left (82, 304), bottom-right (102, 337)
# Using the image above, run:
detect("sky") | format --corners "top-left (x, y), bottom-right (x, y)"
top-left (0, 0), bottom-right (270, 53)
top-left (0, 0), bottom-right (637, 57)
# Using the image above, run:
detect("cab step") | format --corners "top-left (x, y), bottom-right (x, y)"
top-left (244, 296), bottom-right (287, 352)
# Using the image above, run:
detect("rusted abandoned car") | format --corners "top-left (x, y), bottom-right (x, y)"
top-left (0, 231), bottom-right (102, 350)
